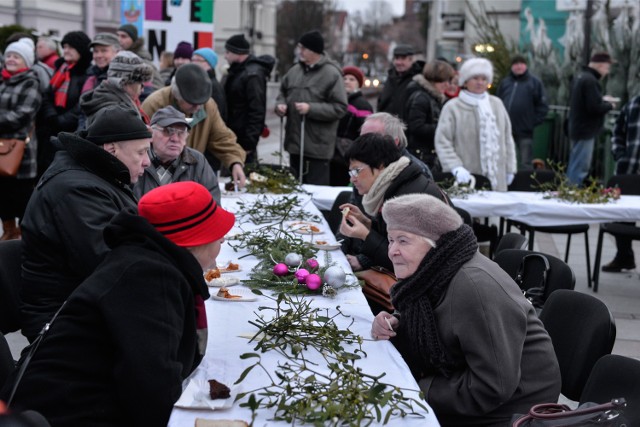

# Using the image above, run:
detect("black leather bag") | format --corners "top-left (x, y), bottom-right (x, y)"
top-left (511, 398), bottom-right (627, 426)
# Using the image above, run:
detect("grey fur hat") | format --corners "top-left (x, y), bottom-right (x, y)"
top-left (381, 194), bottom-right (463, 243)
top-left (107, 51), bottom-right (153, 86)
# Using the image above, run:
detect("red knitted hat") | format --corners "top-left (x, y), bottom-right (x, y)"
top-left (342, 66), bottom-right (364, 88)
top-left (138, 182), bottom-right (235, 247)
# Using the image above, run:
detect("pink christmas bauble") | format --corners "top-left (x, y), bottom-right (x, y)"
top-left (305, 258), bottom-right (319, 270)
top-left (305, 273), bottom-right (322, 290)
top-left (273, 263), bottom-right (289, 276)
top-left (294, 268), bottom-right (310, 284)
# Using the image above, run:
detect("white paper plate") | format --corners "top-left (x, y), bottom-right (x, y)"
top-left (206, 277), bottom-right (241, 288)
top-left (287, 221), bottom-right (324, 235)
top-left (211, 288), bottom-right (257, 302)
top-left (312, 243), bottom-right (341, 251)
top-left (174, 378), bottom-right (238, 410)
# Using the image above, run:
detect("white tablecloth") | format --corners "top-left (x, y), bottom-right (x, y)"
top-left (168, 192), bottom-right (439, 426)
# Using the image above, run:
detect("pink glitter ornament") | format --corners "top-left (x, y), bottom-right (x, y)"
top-left (305, 273), bottom-right (322, 290)
top-left (305, 258), bottom-right (319, 270)
top-left (294, 268), bottom-right (310, 284)
top-left (273, 263), bottom-right (289, 276)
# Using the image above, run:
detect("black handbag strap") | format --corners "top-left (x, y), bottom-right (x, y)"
top-left (515, 254), bottom-right (550, 308)
top-left (513, 398), bottom-right (627, 427)
top-left (6, 301), bottom-right (66, 407)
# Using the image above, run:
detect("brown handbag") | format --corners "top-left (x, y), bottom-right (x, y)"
top-left (0, 137), bottom-right (28, 177)
top-left (356, 266), bottom-right (397, 312)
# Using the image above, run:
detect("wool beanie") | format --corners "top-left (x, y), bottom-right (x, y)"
top-left (511, 54), bottom-right (527, 65)
top-left (225, 34), bottom-right (250, 55)
top-left (175, 63), bottom-right (212, 105)
top-left (118, 24), bottom-right (138, 42)
top-left (193, 48), bottom-right (218, 69)
top-left (458, 57), bottom-right (493, 86)
top-left (138, 181), bottom-right (235, 247)
top-left (590, 51), bottom-right (612, 64)
top-left (382, 194), bottom-right (463, 243)
top-left (342, 66), bottom-right (364, 88)
top-left (61, 30), bottom-right (91, 61)
top-left (107, 50), bottom-right (153, 86)
top-left (299, 30), bottom-right (324, 54)
top-left (5, 38), bottom-right (35, 68)
top-left (84, 105), bottom-right (151, 145)
top-left (173, 41), bottom-right (194, 60)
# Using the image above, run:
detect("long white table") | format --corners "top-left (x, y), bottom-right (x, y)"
top-left (302, 185), bottom-right (640, 228)
top-left (168, 192), bottom-right (439, 426)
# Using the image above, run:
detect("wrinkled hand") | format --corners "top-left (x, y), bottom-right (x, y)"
top-left (275, 104), bottom-right (287, 117)
top-left (452, 166), bottom-right (472, 184)
top-left (294, 102), bottom-right (310, 115)
top-left (231, 163), bottom-right (247, 188)
top-left (346, 254), bottom-right (362, 271)
top-left (339, 214), bottom-right (370, 241)
top-left (507, 173), bottom-right (515, 185)
top-left (371, 311), bottom-right (398, 340)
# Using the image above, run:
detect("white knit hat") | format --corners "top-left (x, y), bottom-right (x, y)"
top-left (382, 194), bottom-right (463, 243)
top-left (458, 57), bottom-right (493, 86)
top-left (5, 38), bottom-right (35, 68)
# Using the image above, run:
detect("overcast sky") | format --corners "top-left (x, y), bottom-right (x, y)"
top-left (337, 0), bottom-right (405, 17)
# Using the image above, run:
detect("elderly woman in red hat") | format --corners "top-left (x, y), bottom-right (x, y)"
top-left (5, 182), bottom-right (235, 427)
top-left (331, 65), bottom-right (374, 185)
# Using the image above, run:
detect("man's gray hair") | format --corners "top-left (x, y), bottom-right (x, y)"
top-left (37, 36), bottom-right (58, 51)
top-left (364, 112), bottom-right (408, 149)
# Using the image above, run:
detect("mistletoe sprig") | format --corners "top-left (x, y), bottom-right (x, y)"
top-left (245, 164), bottom-right (306, 194)
top-left (226, 225), bottom-right (316, 262)
top-left (435, 177), bottom-right (479, 199)
top-left (234, 292), bottom-right (428, 426)
top-left (534, 162), bottom-right (620, 204)
top-left (234, 194), bottom-right (321, 225)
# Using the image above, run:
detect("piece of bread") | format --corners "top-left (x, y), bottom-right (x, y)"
top-left (195, 419), bottom-right (248, 427)
top-left (208, 379), bottom-right (231, 399)
top-left (341, 206), bottom-right (350, 217)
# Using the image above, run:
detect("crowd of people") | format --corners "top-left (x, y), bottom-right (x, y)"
top-left (0, 24), bottom-right (634, 427)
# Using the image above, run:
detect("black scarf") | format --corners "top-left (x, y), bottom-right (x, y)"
top-left (390, 224), bottom-right (478, 377)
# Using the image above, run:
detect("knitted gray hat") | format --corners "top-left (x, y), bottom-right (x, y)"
top-left (5, 38), bottom-right (35, 68)
top-left (382, 194), bottom-right (463, 243)
top-left (458, 57), bottom-right (493, 86)
top-left (107, 51), bottom-right (153, 86)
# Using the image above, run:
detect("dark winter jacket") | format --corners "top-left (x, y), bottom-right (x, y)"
top-left (81, 64), bottom-right (109, 95)
top-left (568, 66), bottom-right (613, 140)
top-left (276, 55), bottom-right (348, 160)
top-left (224, 55), bottom-right (275, 153)
top-left (497, 69), bottom-right (549, 137)
top-left (377, 60), bottom-right (425, 118)
top-left (404, 74), bottom-right (446, 160)
top-left (6, 211), bottom-right (209, 427)
top-left (206, 69), bottom-right (227, 122)
top-left (79, 80), bottom-right (143, 128)
top-left (20, 131), bottom-right (137, 341)
top-left (0, 69), bottom-right (42, 179)
top-left (361, 160), bottom-right (446, 271)
top-left (337, 91), bottom-right (373, 141)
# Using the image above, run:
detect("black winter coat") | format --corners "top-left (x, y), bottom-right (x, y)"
top-left (377, 60), bottom-right (425, 118)
top-left (404, 75), bottom-right (446, 160)
top-left (337, 91), bottom-right (373, 141)
top-left (207, 69), bottom-right (227, 123)
top-left (224, 55), bottom-right (275, 152)
top-left (568, 66), bottom-right (613, 140)
top-left (6, 212), bottom-right (209, 427)
top-left (496, 70), bottom-right (549, 137)
top-left (20, 132), bottom-right (137, 341)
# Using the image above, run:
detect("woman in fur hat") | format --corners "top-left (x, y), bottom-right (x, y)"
top-left (434, 57), bottom-right (517, 191)
top-left (80, 51), bottom-right (154, 128)
top-left (371, 193), bottom-right (561, 426)
top-left (404, 59), bottom-right (456, 172)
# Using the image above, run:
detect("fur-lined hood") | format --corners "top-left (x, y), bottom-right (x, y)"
top-left (412, 74), bottom-right (446, 103)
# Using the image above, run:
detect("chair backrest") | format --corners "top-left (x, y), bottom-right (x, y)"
top-left (580, 354), bottom-right (640, 425)
top-left (508, 170), bottom-right (556, 191)
top-left (325, 190), bottom-right (354, 234)
top-left (539, 289), bottom-right (617, 401)
top-left (0, 331), bottom-right (15, 390)
top-left (0, 240), bottom-right (22, 334)
top-left (493, 249), bottom-right (575, 300)
top-left (494, 233), bottom-right (528, 257)
top-left (432, 172), bottom-right (492, 190)
top-left (607, 174), bottom-right (640, 196)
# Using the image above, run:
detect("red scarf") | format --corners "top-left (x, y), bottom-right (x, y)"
top-left (1, 67), bottom-right (29, 80)
top-left (134, 97), bottom-right (150, 125)
top-left (50, 62), bottom-right (76, 108)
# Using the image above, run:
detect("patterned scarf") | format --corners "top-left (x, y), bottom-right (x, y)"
top-left (362, 156), bottom-right (410, 216)
top-left (50, 62), bottom-right (76, 108)
top-left (390, 224), bottom-right (478, 377)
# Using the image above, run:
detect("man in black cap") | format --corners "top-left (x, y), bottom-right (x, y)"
top-left (497, 55), bottom-right (549, 170)
top-left (566, 51), bottom-right (617, 186)
top-left (142, 63), bottom-right (247, 186)
top-left (20, 105), bottom-right (152, 342)
top-left (275, 30), bottom-right (347, 184)
top-left (134, 106), bottom-right (221, 202)
top-left (377, 43), bottom-right (424, 118)
top-left (223, 34), bottom-right (275, 165)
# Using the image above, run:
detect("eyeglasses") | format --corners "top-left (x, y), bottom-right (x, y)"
top-left (348, 167), bottom-right (365, 178)
top-left (152, 125), bottom-right (188, 138)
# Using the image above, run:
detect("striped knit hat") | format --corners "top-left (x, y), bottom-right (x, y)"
top-left (138, 182), bottom-right (235, 247)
